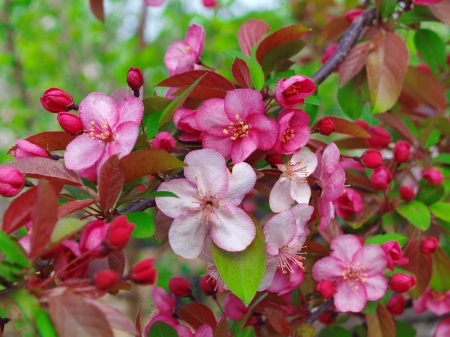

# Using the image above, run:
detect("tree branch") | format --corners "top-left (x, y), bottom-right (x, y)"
top-left (305, 298), bottom-right (334, 324)
top-left (311, 8), bottom-right (376, 84)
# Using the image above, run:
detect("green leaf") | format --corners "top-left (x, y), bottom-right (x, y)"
top-left (64, 185), bottom-right (93, 200)
top-left (395, 320), bottom-right (416, 337)
top-left (147, 321), bottom-right (178, 337)
top-left (263, 70), bottom-right (295, 87)
top-left (416, 184), bottom-right (444, 205)
top-left (430, 247), bottom-right (450, 292)
top-left (430, 202), bottom-right (450, 222)
top-left (224, 50), bottom-right (265, 91)
top-left (395, 200), bottom-right (430, 230)
top-left (380, 0), bottom-right (397, 20)
top-left (337, 72), bottom-right (369, 120)
top-left (50, 218), bottom-right (88, 246)
top-left (211, 215), bottom-right (266, 306)
top-left (235, 327), bottom-right (255, 337)
top-left (362, 301), bottom-right (378, 315)
top-left (126, 212), bottom-right (155, 239)
top-left (0, 231), bottom-right (29, 268)
top-left (426, 129), bottom-right (440, 148)
top-left (143, 96), bottom-right (172, 115)
top-left (36, 310), bottom-right (58, 337)
top-left (398, 6), bottom-right (438, 25)
top-left (261, 39), bottom-right (306, 75)
top-left (414, 29), bottom-right (446, 74)
top-left (433, 153), bottom-right (450, 165)
top-left (144, 113), bottom-right (161, 139)
top-left (319, 325), bottom-right (352, 337)
top-left (9, 289), bottom-right (41, 321)
top-left (304, 95), bottom-right (321, 106)
top-left (365, 233), bottom-right (407, 247)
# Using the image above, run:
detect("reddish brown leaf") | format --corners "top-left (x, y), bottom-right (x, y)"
top-left (154, 211), bottom-right (172, 245)
top-left (143, 96), bottom-right (172, 114)
top-left (345, 204), bottom-right (380, 229)
top-left (157, 70), bottom-right (234, 91)
top-left (265, 307), bottom-right (291, 335)
top-left (4, 157), bottom-right (82, 186)
top-left (1, 186), bottom-right (37, 234)
top-left (256, 24), bottom-right (310, 66)
top-left (120, 148), bottom-right (186, 184)
top-left (108, 249), bottom-right (126, 276)
top-left (214, 317), bottom-right (228, 337)
top-left (254, 173), bottom-right (279, 198)
top-left (317, 17), bottom-right (351, 47)
top-left (89, 0), bottom-right (104, 21)
top-left (303, 240), bottom-right (329, 256)
top-left (135, 304), bottom-right (142, 337)
top-left (85, 299), bottom-right (136, 335)
top-left (312, 117), bottom-right (370, 138)
top-left (178, 303), bottom-right (217, 330)
top-left (366, 303), bottom-right (396, 337)
top-left (29, 180), bottom-right (59, 259)
top-left (98, 155), bottom-right (125, 212)
top-left (7, 132), bottom-right (76, 154)
top-left (57, 199), bottom-right (97, 219)
top-left (306, 139), bottom-right (328, 152)
top-left (402, 66), bottom-right (447, 112)
top-left (238, 19), bottom-right (270, 57)
top-left (172, 85), bottom-right (228, 100)
top-left (232, 58), bottom-right (252, 88)
top-left (366, 31), bottom-right (409, 113)
top-left (345, 169), bottom-right (375, 193)
top-left (375, 113), bottom-right (416, 146)
top-left (318, 219), bottom-right (343, 244)
top-left (429, 0), bottom-right (450, 25)
top-left (48, 294), bottom-right (113, 337)
top-left (339, 41), bottom-right (371, 87)
top-left (334, 137), bottom-right (370, 150)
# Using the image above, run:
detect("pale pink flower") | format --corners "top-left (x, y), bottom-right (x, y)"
top-left (155, 149), bottom-right (257, 258)
top-left (269, 149), bottom-right (317, 213)
top-left (317, 198), bottom-right (335, 231)
top-left (196, 89), bottom-right (277, 164)
top-left (434, 317), bottom-right (450, 337)
top-left (164, 24), bottom-right (205, 76)
top-left (312, 234), bottom-right (388, 313)
top-left (11, 139), bottom-right (49, 159)
top-left (152, 132), bottom-right (176, 152)
top-left (413, 288), bottom-right (450, 316)
top-left (273, 109), bottom-right (311, 155)
top-left (64, 93), bottom-right (144, 177)
top-left (173, 108), bottom-right (202, 142)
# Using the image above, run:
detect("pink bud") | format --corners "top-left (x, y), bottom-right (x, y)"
top-left (202, 0), bottom-right (216, 7)
top-left (168, 277), bottom-right (192, 297)
top-left (79, 220), bottom-right (109, 257)
top-left (360, 149), bottom-right (382, 169)
top-left (129, 258), bottom-right (157, 285)
top-left (365, 126), bottom-right (391, 149)
top-left (315, 280), bottom-right (335, 299)
top-left (40, 88), bottom-right (74, 113)
top-left (355, 119), bottom-right (369, 129)
top-left (386, 294), bottom-right (407, 315)
top-left (152, 132), bottom-right (176, 152)
top-left (11, 139), bottom-right (49, 160)
top-left (393, 140), bottom-right (410, 164)
top-left (93, 270), bottom-right (120, 290)
top-left (105, 216), bottom-right (135, 250)
top-left (126, 67), bottom-right (144, 91)
top-left (265, 150), bottom-right (283, 168)
top-left (345, 9), bottom-right (364, 22)
top-left (275, 75), bottom-right (316, 108)
top-left (57, 112), bottom-right (83, 135)
top-left (317, 118), bottom-right (335, 136)
top-left (370, 166), bottom-right (392, 190)
top-left (390, 273), bottom-right (416, 293)
top-left (417, 63), bottom-right (432, 74)
top-left (0, 167), bottom-right (25, 197)
top-left (420, 236), bottom-right (439, 254)
top-left (400, 185), bottom-right (415, 202)
top-left (422, 168), bottom-right (444, 184)
top-left (381, 241), bottom-right (409, 271)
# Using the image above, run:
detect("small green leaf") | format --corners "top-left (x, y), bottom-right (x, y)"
top-left (416, 184), bottom-right (444, 205)
top-left (365, 233), bottom-right (407, 247)
top-left (337, 72), bottom-right (369, 120)
top-left (380, 0), bottom-right (397, 20)
top-left (433, 153), bottom-right (450, 165)
top-left (426, 129), bottom-right (440, 148)
top-left (319, 325), bottom-right (352, 337)
top-left (36, 310), bottom-right (58, 337)
top-left (0, 231), bottom-right (29, 268)
top-left (212, 215), bottom-right (266, 305)
top-left (304, 95), bottom-right (321, 106)
top-left (361, 301), bottom-right (378, 315)
top-left (414, 29), bottom-right (446, 74)
top-left (395, 320), bottom-right (416, 337)
top-left (144, 112), bottom-right (161, 139)
top-left (395, 200), bottom-right (430, 230)
top-left (398, 6), bottom-right (438, 25)
top-left (50, 218), bottom-right (88, 246)
top-left (147, 321), bottom-right (178, 337)
top-left (235, 327), bottom-right (255, 337)
top-left (126, 212), bottom-right (155, 239)
top-left (430, 202), bottom-right (450, 222)
top-left (430, 247), bottom-right (450, 292)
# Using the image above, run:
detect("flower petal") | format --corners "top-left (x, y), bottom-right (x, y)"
top-left (107, 122), bottom-right (140, 159)
top-left (210, 205), bottom-right (255, 252)
top-left (79, 92), bottom-right (119, 129)
top-left (291, 149), bottom-right (318, 176)
top-left (117, 96), bottom-right (144, 125)
top-left (321, 142), bottom-right (341, 180)
top-left (65, 136), bottom-right (105, 171)
top-left (334, 280), bottom-right (367, 313)
top-left (291, 204), bottom-right (313, 244)
top-left (290, 180), bottom-right (311, 205)
top-left (164, 41), bottom-right (190, 76)
top-left (223, 162), bottom-right (256, 206)
top-left (156, 179), bottom-right (198, 218)
top-left (269, 179), bottom-right (295, 213)
top-left (258, 260), bottom-right (278, 291)
top-left (312, 256), bottom-right (347, 281)
top-left (224, 89), bottom-right (265, 120)
top-left (246, 113), bottom-right (278, 150)
top-left (264, 210), bottom-right (297, 255)
top-left (330, 234), bottom-right (362, 263)
top-left (318, 197), bottom-right (334, 230)
top-left (231, 135), bottom-right (258, 164)
top-left (426, 296), bottom-right (450, 316)
top-left (352, 244), bottom-right (387, 276)
top-left (364, 274), bottom-right (388, 301)
top-left (196, 99), bottom-right (230, 136)
top-left (185, 24), bottom-right (205, 57)
top-left (151, 286), bottom-right (175, 315)
top-left (323, 166), bottom-right (346, 201)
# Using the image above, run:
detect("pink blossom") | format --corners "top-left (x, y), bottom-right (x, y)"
top-left (434, 317), bottom-right (450, 337)
top-left (79, 220), bottom-right (109, 257)
top-left (202, 0), bottom-right (216, 7)
top-left (64, 93), bottom-right (143, 178)
top-left (321, 44), bottom-right (339, 71)
top-left (11, 139), bottom-right (49, 159)
top-left (152, 132), bottom-right (176, 152)
top-left (381, 241), bottom-right (409, 271)
top-left (173, 108), bottom-right (202, 142)
top-left (267, 263), bottom-right (304, 296)
top-left (144, 286), bottom-right (177, 335)
top-left (155, 149), bottom-right (257, 258)
top-left (144, 0), bottom-right (165, 6)
top-left (334, 188), bottom-right (363, 218)
top-left (423, 168), bottom-right (444, 184)
top-left (413, 288), bottom-right (450, 316)
top-left (0, 166), bottom-right (25, 197)
top-left (413, 0), bottom-right (441, 4)
top-left (269, 149), bottom-right (317, 212)
top-left (53, 240), bottom-right (89, 280)
top-left (164, 24), bottom-right (205, 76)
top-left (273, 109), bottom-right (311, 155)
top-left (312, 234), bottom-right (388, 313)
top-left (196, 89), bottom-right (277, 164)
top-left (275, 76), bottom-right (316, 108)
top-left (317, 198), bottom-right (335, 231)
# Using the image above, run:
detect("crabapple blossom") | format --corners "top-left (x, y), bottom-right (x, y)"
top-left (413, 287), bottom-right (450, 316)
top-left (129, 259), bottom-right (157, 285)
top-left (155, 149), bottom-right (257, 258)
top-left (423, 168), bottom-right (444, 184)
top-left (93, 270), bottom-right (120, 290)
top-left (126, 67), bottom-right (144, 91)
top-left (421, 236), bottom-right (439, 254)
top-left (269, 149), bottom-right (317, 212)
top-left (174, 108), bottom-right (202, 142)
top-left (334, 188), bottom-right (363, 218)
top-left (144, 286), bottom-right (177, 335)
top-left (0, 167), bottom-right (25, 197)
top-left (275, 75), bottom-right (316, 108)
top-left (316, 280), bottom-right (336, 298)
top-left (434, 317), bottom-right (450, 337)
top-left (387, 294), bottom-right (407, 315)
top-left (266, 263), bottom-right (304, 296)
top-left (400, 185), bottom-right (415, 201)
top-left (11, 139), bottom-right (49, 159)
top-left (316, 117), bottom-right (335, 136)
top-left (365, 126), bottom-right (391, 148)
top-left (413, 0), bottom-right (442, 4)
top-left (273, 109), bottom-right (310, 155)
top-left (381, 241), bottom-right (409, 271)
top-left (196, 89), bottom-right (277, 164)
top-left (312, 234), bottom-right (388, 312)
top-left (152, 132), bottom-right (176, 152)
top-left (168, 277), bottom-right (192, 298)
top-left (390, 273), bottom-right (416, 293)
top-left (40, 88), bottom-right (74, 112)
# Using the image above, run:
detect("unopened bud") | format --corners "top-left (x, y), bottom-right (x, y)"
top-left (393, 140), bottom-right (410, 164)
top-left (105, 216), bottom-right (135, 250)
top-left (93, 270), bottom-right (120, 290)
top-left (317, 118), bottom-right (335, 136)
top-left (360, 149), bottom-right (382, 169)
top-left (400, 186), bottom-right (415, 202)
top-left (387, 294), bottom-right (407, 315)
top-left (390, 273), bottom-right (416, 293)
top-left (57, 112), bottom-right (83, 135)
top-left (40, 88), bottom-right (74, 113)
top-left (168, 277), bottom-right (192, 297)
top-left (315, 280), bottom-right (335, 298)
top-left (0, 167), bottom-right (25, 197)
top-left (345, 9), bottom-right (364, 22)
top-left (420, 236), bottom-right (439, 254)
top-left (370, 166), bottom-right (392, 190)
top-left (152, 132), bottom-right (176, 152)
top-left (365, 126), bottom-right (391, 149)
top-left (422, 168), bottom-right (444, 184)
top-left (129, 258), bottom-right (157, 285)
top-left (11, 139), bottom-right (49, 160)
top-left (202, 0), bottom-right (216, 7)
top-left (127, 67), bottom-right (144, 92)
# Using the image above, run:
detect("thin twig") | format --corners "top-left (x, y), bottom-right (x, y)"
top-left (305, 298), bottom-right (334, 324)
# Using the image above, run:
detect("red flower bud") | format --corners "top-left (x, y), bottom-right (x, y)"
top-left (417, 63), bottom-right (431, 73)
top-left (355, 119), bottom-right (369, 129)
top-left (386, 294), bottom-right (407, 315)
top-left (360, 149), bottom-right (382, 169)
top-left (168, 277), bottom-right (192, 297)
top-left (79, 220), bottom-right (109, 257)
top-left (420, 236), bottom-right (439, 254)
top-left (318, 310), bottom-right (336, 325)
top-left (200, 276), bottom-right (219, 297)
top-left (129, 258), bottom-right (157, 285)
top-left (390, 273), bottom-right (416, 293)
top-left (0, 167), bottom-right (25, 197)
top-left (265, 150), bottom-right (283, 168)
top-left (393, 140), bottom-right (410, 164)
top-left (275, 75), bottom-right (316, 108)
top-left (317, 118), bottom-right (335, 136)
top-left (400, 185), bottom-right (415, 202)
top-left (152, 132), bottom-right (176, 152)
top-left (315, 280), bottom-right (335, 299)
top-left (105, 216), bottom-right (135, 250)
top-left (11, 139), bottom-right (49, 160)
top-left (370, 166), bottom-right (392, 190)
top-left (202, 0), bottom-right (216, 7)
top-left (93, 270), bottom-right (120, 290)
top-left (126, 67), bottom-right (144, 91)
top-left (345, 9), bottom-right (364, 22)
top-left (40, 88), bottom-right (74, 113)
top-left (57, 112), bottom-right (83, 135)
top-left (365, 126), bottom-right (391, 149)
top-left (422, 168), bottom-right (444, 184)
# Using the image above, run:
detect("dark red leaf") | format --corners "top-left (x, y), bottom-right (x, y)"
top-left (135, 304), bottom-right (142, 337)
top-left (333, 137), bottom-right (370, 150)
top-left (89, 0), bottom-right (104, 21)
top-left (178, 303), bottom-right (217, 330)
top-left (57, 199), bottom-right (97, 219)
top-left (154, 211), bottom-right (172, 245)
top-left (172, 85), bottom-right (228, 100)
top-left (85, 299), bottom-right (136, 335)
top-left (344, 169), bottom-right (376, 193)
top-left (1, 186), bottom-right (37, 234)
top-left (157, 70), bottom-right (234, 91)
top-left (29, 180), bottom-right (59, 259)
top-left (312, 117), bottom-right (370, 138)
top-left (214, 317), bottom-right (228, 337)
top-left (339, 41), bottom-right (371, 87)
top-left (317, 17), bottom-right (351, 47)
top-left (98, 155), bottom-right (125, 212)
top-left (429, 0), bottom-right (450, 25)
top-left (265, 307), bottom-right (291, 335)
top-left (375, 113), bottom-right (416, 146)
top-left (253, 174), bottom-right (279, 198)
top-left (232, 58), bottom-right (252, 88)
top-left (303, 240), bottom-right (329, 256)
top-left (4, 157), bottom-right (82, 186)
top-left (366, 303), bottom-right (396, 337)
top-left (7, 132), bottom-right (76, 154)
top-left (107, 249), bottom-right (126, 276)
top-left (238, 19), bottom-right (270, 57)
top-left (318, 219), bottom-right (343, 244)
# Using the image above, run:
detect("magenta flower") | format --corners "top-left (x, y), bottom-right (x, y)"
top-left (381, 241), bottom-right (409, 271)
top-left (275, 75), bottom-right (316, 108)
top-left (196, 89), bottom-right (277, 164)
top-left (413, 288), bottom-right (450, 316)
top-left (273, 109), bottom-right (311, 155)
top-left (164, 24), bottom-right (205, 76)
top-left (155, 149), bottom-right (257, 258)
top-left (144, 286), bottom-right (177, 335)
top-left (11, 139), bottom-right (49, 159)
top-left (269, 149), bottom-right (317, 212)
top-left (334, 188), bottom-right (363, 218)
top-left (152, 132), bottom-right (176, 152)
top-left (144, 0), bottom-right (165, 7)
top-left (312, 234), bottom-right (388, 313)
top-left (267, 263), bottom-right (304, 296)
top-left (434, 317), bottom-right (450, 337)
top-left (64, 93), bottom-right (143, 177)
top-left (173, 108), bottom-right (203, 142)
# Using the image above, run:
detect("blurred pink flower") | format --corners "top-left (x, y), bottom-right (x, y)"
top-left (144, 286), bottom-right (177, 335)
top-left (434, 317), bottom-right (450, 337)
top-left (273, 109), bottom-right (310, 155)
top-left (152, 132), bottom-right (176, 152)
top-left (11, 139), bottom-right (49, 160)
top-left (413, 0), bottom-right (441, 4)
top-left (413, 288), bottom-right (450, 316)
top-left (173, 108), bottom-right (202, 142)
top-left (144, 0), bottom-right (165, 7)
top-left (267, 263), bottom-right (304, 296)
top-left (334, 188), bottom-right (363, 218)
top-left (381, 241), bottom-right (409, 271)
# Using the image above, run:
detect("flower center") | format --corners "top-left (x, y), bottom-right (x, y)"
top-left (431, 290), bottom-right (446, 301)
top-left (85, 117), bottom-right (114, 142)
top-left (280, 126), bottom-right (295, 143)
top-left (284, 82), bottom-right (302, 96)
top-left (284, 160), bottom-right (309, 183)
top-left (192, 189), bottom-right (222, 225)
top-left (342, 262), bottom-right (367, 290)
top-left (389, 251), bottom-right (400, 260)
top-left (223, 115), bottom-right (250, 140)
top-left (278, 243), bottom-right (305, 274)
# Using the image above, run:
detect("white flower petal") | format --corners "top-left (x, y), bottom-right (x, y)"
top-left (290, 181), bottom-right (311, 205)
top-left (263, 210), bottom-right (296, 255)
top-left (291, 149), bottom-right (318, 176)
top-left (269, 179), bottom-right (295, 213)
top-left (223, 162), bottom-right (256, 206)
top-left (155, 179), bottom-right (198, 219)
top-left (258, 260), bottom-right (278, 291)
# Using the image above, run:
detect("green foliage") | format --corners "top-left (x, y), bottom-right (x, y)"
top-left (126, 211), bottom-right (155, 239)
top-left (395, 201), bottom-right (430, 230)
